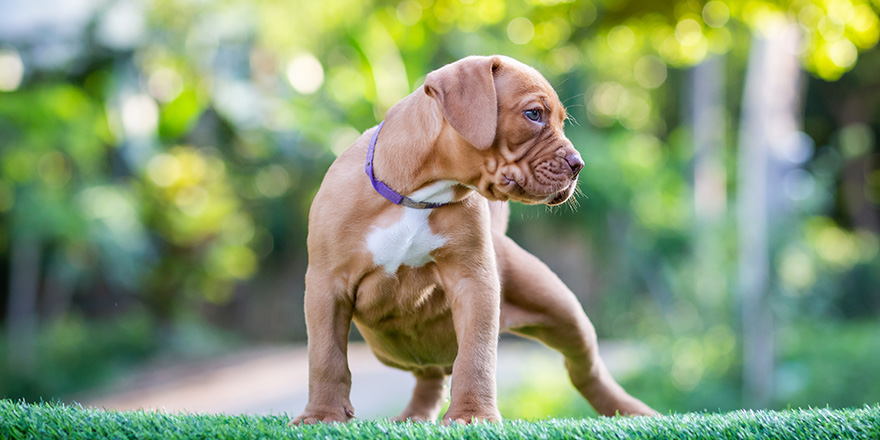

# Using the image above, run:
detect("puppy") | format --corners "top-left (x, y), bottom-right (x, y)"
top-left (291, 55), bottom-right (656, 425)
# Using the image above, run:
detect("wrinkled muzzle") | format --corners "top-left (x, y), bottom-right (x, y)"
top-left (486, 146), bottom-right (583, 205)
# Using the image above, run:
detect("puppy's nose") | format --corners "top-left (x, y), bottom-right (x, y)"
top-left (565, 152), bottom-right (584, 177)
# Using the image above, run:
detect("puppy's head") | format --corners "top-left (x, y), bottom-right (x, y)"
top-left (424, 55), bottom-right (582, 206)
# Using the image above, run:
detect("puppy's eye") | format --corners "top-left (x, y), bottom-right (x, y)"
top-left (524, 108), bottom-right (542, 122)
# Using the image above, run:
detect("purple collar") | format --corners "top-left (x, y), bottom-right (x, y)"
top-left (365, 121), bottom-right (452, 209)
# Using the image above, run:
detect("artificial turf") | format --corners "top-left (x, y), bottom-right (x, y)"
top-left (1, 400), bottom-right (878, 440)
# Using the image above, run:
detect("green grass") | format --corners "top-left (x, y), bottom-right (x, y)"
top-left (2, 400), bottom-right (879, 440)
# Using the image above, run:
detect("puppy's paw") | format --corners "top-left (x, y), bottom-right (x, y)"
top-left (289, 406), bottom-right (355, 426)
top-left (604, 395), bottom-right (659, 417)
top-left (441, 409), bottom-right (501, 425)
top-left (391, 407), bottom-right (443, 423)
top-left (390, 414), bottom-right (434, 423)
top-left (620, 400), bottom-right (660, 417)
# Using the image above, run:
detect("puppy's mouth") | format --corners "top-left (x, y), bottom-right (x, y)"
top-left (494, 173), bottom-right (577, 206)
top-left (479, 151), bottom-right (583, 205)
top-left (545, 178), bottom-right (578, 206)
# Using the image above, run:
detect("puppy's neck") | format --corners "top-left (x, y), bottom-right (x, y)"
top-left (372, 89), bottom-right (483, 204)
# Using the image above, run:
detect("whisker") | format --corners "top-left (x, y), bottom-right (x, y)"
top-left (564, 189), bottom-right (581, 212)
top-left (568, 186), bottom-right (587, 211)
top-left (563, 103), bottom-right (583, 125)
top-left (562, 93), bottom-right (585, 106)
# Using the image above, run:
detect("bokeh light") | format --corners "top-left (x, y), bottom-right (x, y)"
top-left (703, 1), bottom-right (730, 28)
top-left (507, 17), bottom-right (535, 45)
top-left (0, 48), bottom-right (24, 91)
top-left (121, 94), bottom-right (159, 138)
top-left (286, 52), bottom-right (324, 95)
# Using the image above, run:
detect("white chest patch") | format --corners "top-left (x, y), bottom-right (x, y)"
top-left (366, 209), bottom-right (446, 273)
top-left (365, 180), bottom-right (457, 273)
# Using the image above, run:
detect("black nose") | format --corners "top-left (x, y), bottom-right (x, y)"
top-left (566, 152), bottom-right (584, 177)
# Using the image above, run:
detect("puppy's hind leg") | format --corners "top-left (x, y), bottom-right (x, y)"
top-left (391, 368), bottom-right (448, 422)
top-left (495, 233), bottom-right (658, 417)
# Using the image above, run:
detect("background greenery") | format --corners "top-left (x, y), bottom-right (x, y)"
top-left (1, 0), bottom-right (879, 418)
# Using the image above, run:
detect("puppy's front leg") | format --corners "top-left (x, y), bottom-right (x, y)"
top-left (436, 254), bottom-right (502, 424)
top-left (290, 270), bottom-right (355, 425)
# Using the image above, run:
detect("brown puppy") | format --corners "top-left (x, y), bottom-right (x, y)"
top-left (291, 55), bottom-right (656, 425)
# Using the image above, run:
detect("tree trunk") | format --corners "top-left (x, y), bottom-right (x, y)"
top-left (737, 23), bottom-right (804, 409)
top-left (691, 55), bottom-right (727, 309)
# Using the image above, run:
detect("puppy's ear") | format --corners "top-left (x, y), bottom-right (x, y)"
top-left (424, 56), bottom-right (501, 150)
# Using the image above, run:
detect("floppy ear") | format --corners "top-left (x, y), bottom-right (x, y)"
top-left (423, 56), bottom-right (502, 150)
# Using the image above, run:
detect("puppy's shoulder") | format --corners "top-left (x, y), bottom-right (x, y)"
top-left (429, 196), bottom-right (491, 239)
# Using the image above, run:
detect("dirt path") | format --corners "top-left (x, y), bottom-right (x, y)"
top-left (77, 340), bottom-right (644, 419)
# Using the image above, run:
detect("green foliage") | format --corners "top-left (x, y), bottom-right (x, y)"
top-left (0, 312), bottom-right (156, 400)
top-left (2, 400), bottom-right (879, 440)
top-left (2, 0), bottom-right (880, 416)
top-left (775, 321), bottom-right (880, 409)
top-left (499, 320), bottom-right (880, 418)
top-left (0, 311), bottom-right (238, 401)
